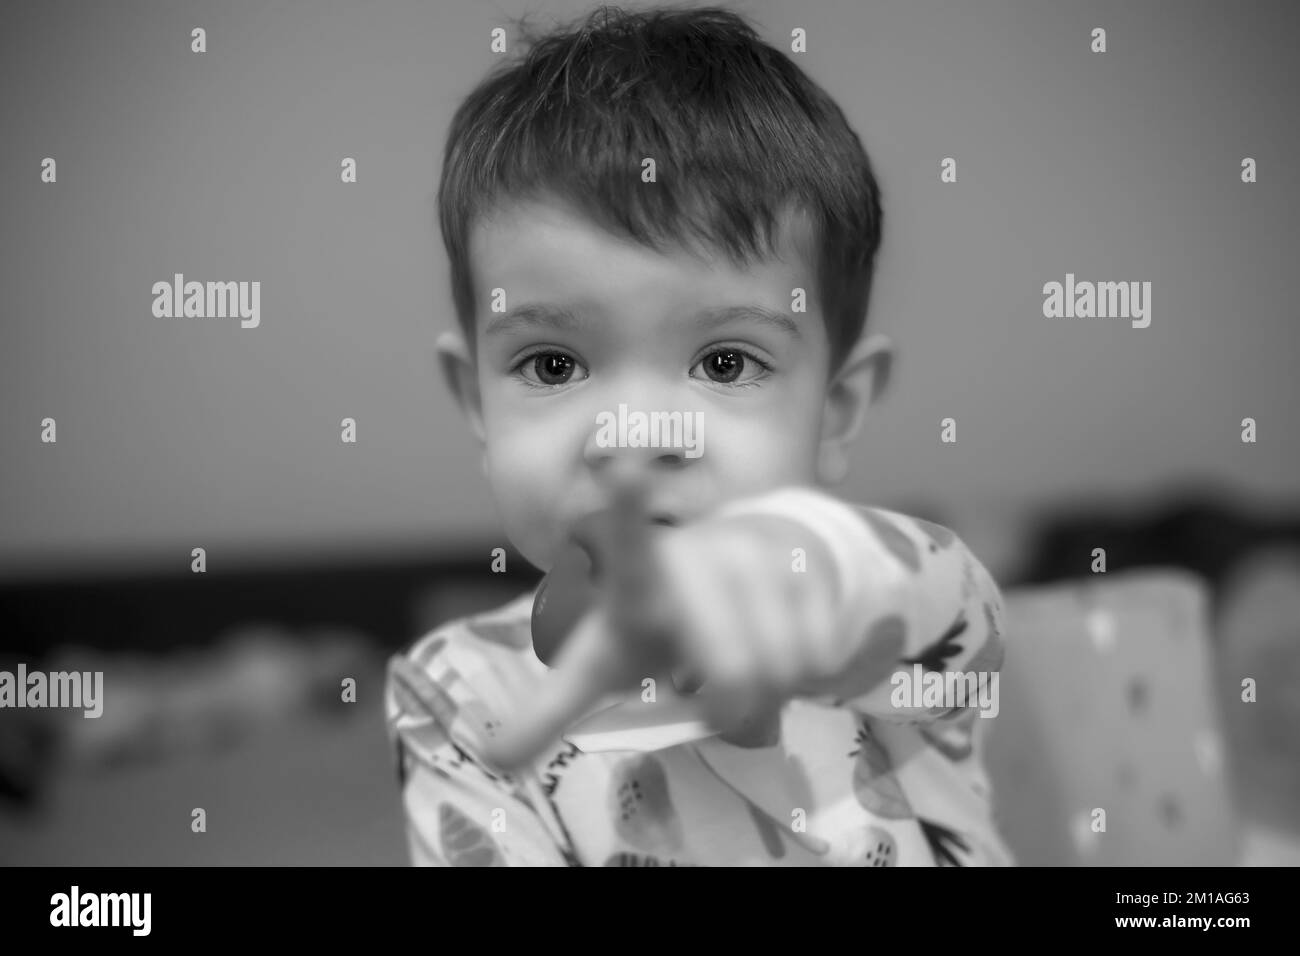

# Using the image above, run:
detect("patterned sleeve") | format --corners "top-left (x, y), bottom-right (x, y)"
top-left (711, 486), bottom-right (1007, 724)
top-left (384, 635), bottom-right (577, 866)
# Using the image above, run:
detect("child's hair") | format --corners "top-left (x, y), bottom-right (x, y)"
top-left (438, 3), bottom-right (884, 377)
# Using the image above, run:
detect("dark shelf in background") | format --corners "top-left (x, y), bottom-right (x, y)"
top-left (0, 549), bottom-right (544, 659)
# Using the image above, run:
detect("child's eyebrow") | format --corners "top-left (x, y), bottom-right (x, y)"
top-left (486, 303), bottom-right (802, 340)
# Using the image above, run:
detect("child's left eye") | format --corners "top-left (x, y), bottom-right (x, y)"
top-left (690, 347), bottom-right (771, 388)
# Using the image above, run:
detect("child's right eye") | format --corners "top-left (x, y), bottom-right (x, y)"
top-left (513, 349), bottom-right (589, 388)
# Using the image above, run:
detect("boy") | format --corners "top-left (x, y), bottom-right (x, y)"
top-left (384, 4), bottom-right (1014, 866)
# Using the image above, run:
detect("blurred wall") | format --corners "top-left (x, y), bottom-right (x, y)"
top-left (2, 0), bottom-right (1297, 581)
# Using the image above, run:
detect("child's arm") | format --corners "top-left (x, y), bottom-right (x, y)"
top-left (482, 479), bottom-right (1008, 772)
top-left (385, 651), bottom-right (576, 866)
top-left (709, 485), bottom-right (1006, 722)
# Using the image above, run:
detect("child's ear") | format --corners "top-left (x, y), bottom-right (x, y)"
top-left (817, 332), bottom-right (894, 485)
top-left (434, 330), bottom-right (487, 444)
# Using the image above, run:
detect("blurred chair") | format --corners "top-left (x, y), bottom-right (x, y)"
top-left (984, 569), bottom-right (1242, 865)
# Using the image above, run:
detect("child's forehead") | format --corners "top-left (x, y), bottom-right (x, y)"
top-left (469, 193), bottom-right (819, 292)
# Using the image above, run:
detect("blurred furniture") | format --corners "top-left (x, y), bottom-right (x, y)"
top-left (0, 658), bottom-right (410, 866)
top-left (985, 569), bottom-right (1241, 865)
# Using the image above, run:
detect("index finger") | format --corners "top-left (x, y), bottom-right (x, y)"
top-left (479, 605), bottom-right (624, 773)
top-left (604, 469), bottom-right (677, 663)
top-left (479, 469), bottom-right (676, 773)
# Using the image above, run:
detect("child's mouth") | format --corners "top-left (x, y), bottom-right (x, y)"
top-left (561, 510), bottom-right (678, 575)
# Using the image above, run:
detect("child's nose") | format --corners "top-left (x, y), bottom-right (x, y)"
top-left (581, 388), bottom-right (703, 471)
top-left (585, 437), bottom-right (690, 472)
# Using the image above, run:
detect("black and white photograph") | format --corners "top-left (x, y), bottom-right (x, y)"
top-left (1, 0), bottom-right (1297, 926)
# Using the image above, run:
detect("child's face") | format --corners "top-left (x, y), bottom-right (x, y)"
top-left (447, 195), bottom-right (881, 573)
